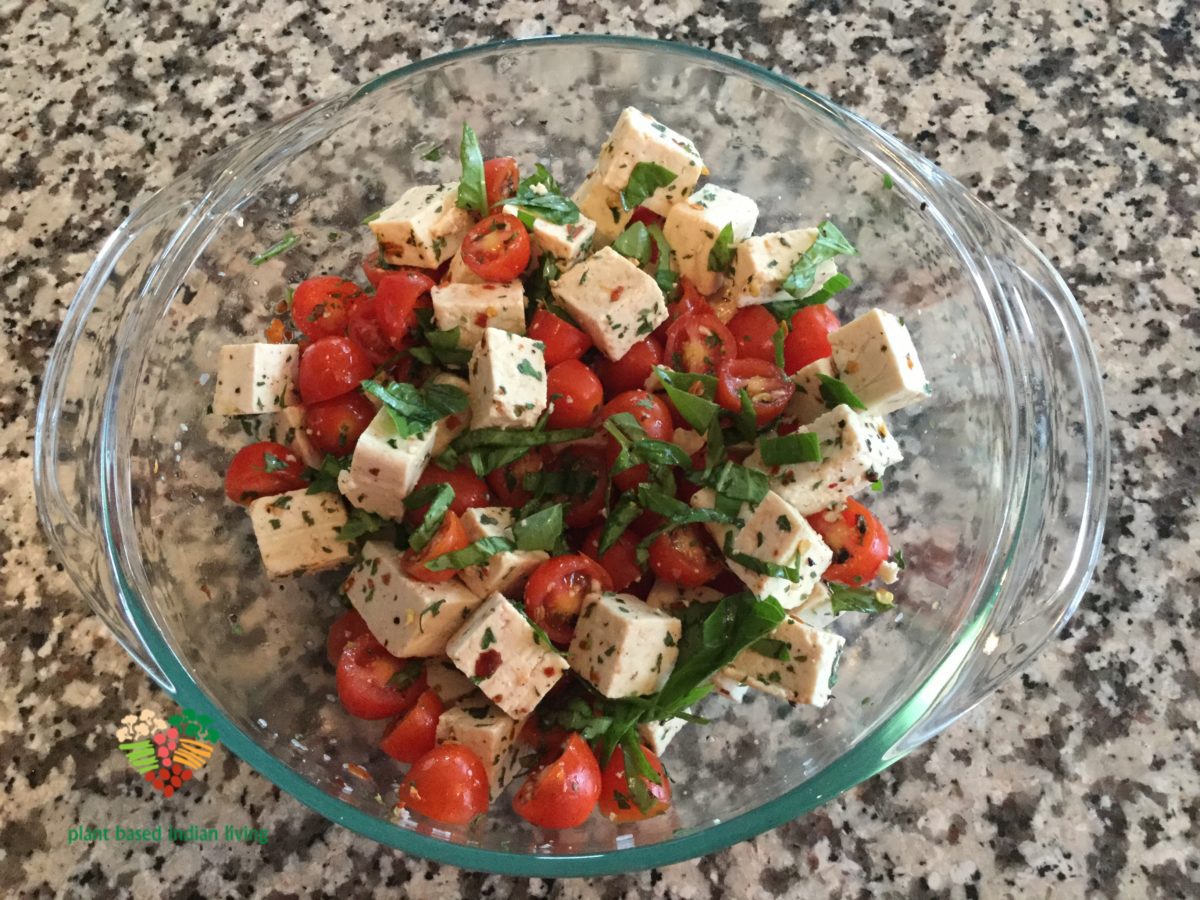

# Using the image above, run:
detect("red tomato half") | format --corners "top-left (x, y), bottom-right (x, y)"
top-left (484, 157), bottom-right (520, 209)
top-left (291, 276), bottom-right (362, 338)
top-left (345, 295), bottom-right (396, 366)
top-left (595, 337), bottom-right (662, 397)
top-left (304, 392), bottom-right (376, 456)
top-left (326, 609), bottom-right (371, 667)
top-left (375, 271), bottom-right (435, 350)
top-left (403, 512), bottom-right (470, 583)
top-left (806, 498), bottom-right (891, 586)
top-left (361, 250), bottom-right (429, 290)
top-left (528, 309), bottom-right (593, 367)
top-left (547, 360), bottom-right (604, 429)
top-left (461, 214), bottom-right (531, 282)
top-left (599, 390), bottom-right (674, 492)
top-left (728, 305), bottom-right (782, 363)
top-left (664, 311), bottom-right (737, 376)
top-left (648, 524), bottom-right (724, 588)
top-left (224, 441), bottom-right (307, 504)
top-left (715, 357), bottom-right (796, 426)
top-left (525, 555), bottom-right (613, 646)
top-left (783, 305), bottom-right (840, 374)
top-left (397, 744), bottom-right (490, 825)
top-left (598, 743), bottom-right (671, 823)
top-left (335, 635), bottom-right (427, 720)
top-left (486, 447), bottom-right (549, 508)
top-left (380, 689), bottom-right (444, 764)
top-left (513, 734), bottom-right (602, 829)
top-left (581, 527), bottom-right (644, 593)
top-left (298, 336), bottom-right (375, 404)
top-left (409, 463), bottom-right (493, 520)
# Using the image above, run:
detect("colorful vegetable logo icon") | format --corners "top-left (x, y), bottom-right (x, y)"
top-left (116, 708), bottom-right (220, 797)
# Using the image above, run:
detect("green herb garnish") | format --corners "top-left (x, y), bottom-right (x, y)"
top-left (707, 223), bottom-right (736, 273)
top-left (758, 432), bottom-right (823, 466)
top-left (250, 231), bottom-right (299, 266)
top-left (779, 221), bottom-right (857, 299)
top-left (816, 374), bottom-right (867, 411)
top-left (620, 162), bottom-right (677, 211)
top-left (456, 124), bottom-right (488, 216)
top-left (828, 583), bottom-right (895, 615)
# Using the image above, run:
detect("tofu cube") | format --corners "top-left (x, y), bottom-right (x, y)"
top-left (551, 247), bottom-right (667, 360)
top-left (829, 308), bottom-right (930, 415)
top-left (445, 593), bottom-right (568, 720)
top-left (595, 107), bottom-right (704, 216)
top-left (662, 184), bottom-right (759, 295)
top-left (369, 182), bottom-right (473, 268)
top-left (744, 404), bottom-right (903, 514)
top-left (690, 488), bottom-right (831, 609)
top-left (637, 715), bottom-right (688, 756)
top-left (644, 580), bottom-right (721, 614)
top-left (502, 203), bottom-right (597, 268)
top-left (713, 674), bottom-right (750, 703)
top-left (265, 405), bottom-right (322, 468)
top-left (785, 357), bottom-right (837, 427)
top-left (435, 701), bottom-right (524, 800)
top-left (467, 328), bottom-right (547, 430)
top-left (338, 408), bottom-right (435, 520)
top-left (457, 507), bottom-right (549, 598)
top-left (568, 593), bottom-right (681, 698)
top-left (790, 581), bottom-right (843, 630)
top-left (212, 343), bottom-right (299, 415)
top-left (729, 229), bottom-right (840, 307)
top-left (247, 490), bottom-right (353, 578)
top-left (447, 247), bottom-right (487, 285)
top-left (427, 373), bottom-right (472, 456)
top-left (341, 541), bottom-right (483, 657)
top-left (431, 282), bottom-right (527, 348)
top-left (423, 657), bottom-right (481, 706)
top-left (721, 615), bottom-right (846, 707)
top-left (572, 170), bottom-right (631, 247)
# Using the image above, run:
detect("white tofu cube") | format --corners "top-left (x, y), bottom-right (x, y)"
top-left (423, 657), bottom-right (481, 706)
top-left (431, 282), bottom-right (527, 348)
top-left (467, 328), bottom-right (547, 430)
top-left (662, 184), bottom-right (759, 295)
top-left (721, 615), bottom-right (846, 707)
top-left (785, 357), bottom-right (837, 427)
top-left (338, 408), bottom-right (435, 520)
top-left (341, 541), bottom-right (483, 657)
top-left (427, 373), bottom-right (472, 456)
top-left (637, 715), bottom-right (688, 756)
top-left (690, 488), bottom-right (831, 609)
top-left (446, 593), bottom-right (568, 720)
top-left (744, 404), bottom-right (903, 514)
top-left (790, 581), bottom-right (843, 629)
top-left (247, 490), bottom-right (353, 578)
top-left (551, 247), bottom-right (668, 361)
top-left (644, 580), bottom-right (721, 614)
top-left (829, 308), bottom-right (930, 415)
top-left (572, 170), bottom-right (631, 248)
top-left (713, 674), bottom-right (750, 703)
top-left (501, 203), bottom-right (597, 268)
top-left (595, 107), bottom-right (704, 216)
top-left (447, 247), bottom-right (487, 285)
top-left (212, 343), bottom-right (299, 415)
top-left (457, 507), bottom-right (549, 598)
top-left (729, 229), bottom-right (839, 307)
top-left (266, 405), bottom-right (322, 468)
top-left (369, 182), bottom-right (473, 268)
top-left (568, 593), bottom-right (681, 698)
top-left (435, 701), bottom-right (524, 801)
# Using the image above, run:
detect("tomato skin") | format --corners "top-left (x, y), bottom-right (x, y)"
top-left (298, 336), bottom-right (376, 404)
top-left (783, 305), bottom-right (841, 374)
top-left (599, 391), bottom-right (674, 492)
top-left (598, 744), bottom-right (671, 823)
top-left (806, 498), bottom-right (891, 585)
top-left (484, 157), bottom-right (520, 209)
top-left (409, 463), bottom-right (493, 520)
top-left (554, 446), bottom-right (610, 528)
top-left (581, 526), bottom-right (644, 592)
top-left (379, 689), bottom-right (444, 764)
top-left (397, 744), bottom-right (490, 825)
top-left (648, 524), bottom-right (724, 588)
top-left (403, 512), bottom-right (470, 583)
top-left (715, 357), bottom-right (796, 425)
top-left (595, 337), bottom-right (663, 397)
top-left (291, 276), bottom-right (362, 338)
top-left (461, 214), bottom-right (532, 282)
top-left (513, 734), bottom-right (602, 829)
top-left (518, 717), bottom-right (571, 761)
top-left (528, 309), bottom-right (593, 367)
top-left (345, 295), bottom-right (396, 366)
top-left (525, 554), bottom-right (613, 646)
top-left (224, 441), bottom-right (307, 504)
top-left (336, 635), bottom-right (427, 720)
top-left (486, 447), bottom-right (549, 508)
top-left (547, 360), bottom-right (604, 429)
top-left (304, 392), bottom-right (376, 456)
top-left (375, 271), bottom-right (435, 350)
top-left (361, 250), bottom-right (428, 289)
top-left (728, 306), bottom-right (782, 363)
top-left (664, 310), bottom-right (737, 376)
top-left (326, 609), bottom-right (371, 667)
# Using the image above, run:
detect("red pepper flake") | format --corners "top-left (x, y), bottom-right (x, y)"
top-left (474, 312), bottom-right (489, 327)
top-left (264, 318), bottom-right (288, 343)
top-left (542, 666), bottom-right (558, 678)
top-left (475, 649), bottom-right (502, 679)
top-left (610, 286), bottom-right (625, 302)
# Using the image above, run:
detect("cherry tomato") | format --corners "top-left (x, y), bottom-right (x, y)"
top-left (484, 157), bottom-right (520, 209)
top-left (461, 214), bottom-right (531, 282)
top-left (345, 295), bottom-right (396, 366)
top-left (524, 554), bottom-right (613, 646)
top-left (581, 526), bottom-right (644, 592)
top-left (486, 447), bottom-right (549, 507)
top-left (397, 744), bottom-right (490, 825)
top-left (648, 524), bottom-right (724, 588)
top-left (223, 441), bottom-right (307, 504)
top-left (298, 336), bottom-right (375, 404)
top-left (512, 733), bottom-right (602, 829)
top-left (664, 310), bottom-right (737, 376)
top-left (375, 271), bottom-right (435, 350)
top-left (326, 609), bottom-right (371, 667)
top-left (715, 357), bottom-right (796, 425)
top-left (783, 305), bottom-right (840, 374)
top-left (361, 249), bottom-right (425, 289)
top-left (403, 512), bottom-right (470, 583)
top-left (291, 276), bottom-right (362, 338)
top-left (728, 305), bottom-right (782, 363)
top-left (595, 337), bottom-right (663, 397)
top-left (528, 309), bottom-right (593, 368)
top-left (518, 717), bottom-right (571, 761)
top-left (554, 446), bottom-right (610, 528)
top-left (304, 392), bottom-right (376, 456)
top-left (547, 360), bottom-right (604, 429)
top-left (408, 462), bottom-right (493, 521)
top-left (598, 743), bottom-right (671, 823)
top-left (599, 390), bottom-right (674, 492)
top-left (336, 634), bottom-right (427, 720)
top-left (379, 689), bottom-right (444, 764)
top-left (806, 498), bottom-right (891, 585)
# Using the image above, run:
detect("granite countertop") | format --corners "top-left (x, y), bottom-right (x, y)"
top-left (4, 2), bottom-right (1198, 897)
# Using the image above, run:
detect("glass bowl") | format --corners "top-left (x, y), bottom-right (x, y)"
top-left (33, 35), bottom-right (1107, 875)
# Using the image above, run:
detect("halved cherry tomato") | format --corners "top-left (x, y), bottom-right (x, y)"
top-left (461, 214), bottom-right (531, 282)
top-left (224, 441), bottom-right (307, 504)
top-left (519, 717), bottom-right (571, 761)
top-left (304, 392), bottom-right (376, 456)
top-left (335, 634), bottom-right (426, 720)
top-left (648, 524), bottom-right (724, 588)
top-left (486, 447), bottom-right (549, 508)
top-left (598, 743), bottom-right (671, 823)
top-left (326, 609), bottom-right (371, 667)
top-left (553, 446), bottom-right (610, 528)
top-left (806, 498), bottom-right (890, 586)
top-left (484, 157), bottom-right (520, 209)
top-left (664, 310), bottom-right (737, 376)
top-left (728, 305), bottom-right (782, 363)
top-left (380, 689), bottom-right (444, 764)
top-left (653, 277), bottom-right (710, 342)
top-left (345, 295), bottom-right (396, 366)
top-left (524, 554), bottom-right (613, 646)
top-left (599, 390), bottom-right (674, 492)
top-left (715, 357), bottom-right (795, 425)
top-left (375, 271), bottom-right (435, 349)
top-left (291, 276), bottom-right (362, 338)
top-left (403, 512), bottom-right (470, 584)
top-left (783, 304), bottom-right (840, 373)
top-left (298, 336), bottom-right (375, 404)
top-left (528, 309), bottom-right (593, 367)
top-left (361, 249), bottom-right (410, 289)
top-left (595, 337), bottom-right (662, 397)
top-left (547, 360), bottom-right (604, 429)
top-left (408, 462), bottom-right (493, 521)
top-left (581, 526), bottom-right (644, 592)
top-left (513, 733), bottom-right (602, 829)
top-left (397, 744), bottom-right (490, 825)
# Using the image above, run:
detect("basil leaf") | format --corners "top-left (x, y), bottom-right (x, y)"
top-left (612, 222), bottom-right (652, 265)
top-left (655, 367), bottom-right (720, 434)
top-left (362, 379), bottom-right (469, 439)
top-left (706, 461), bottom-right (769, 505)
top-left (772, 322), bottom-right (787, 369)
top-left (250, 231), bottom-right (299, 266)
top-left (598, 494), bottom-right (643, 555)
top-left (518, 163), bottom-right (564, 196)
top-left (512, 504), bottom-right (563, 552)
top-left (336, 508), bottom-right (389, 542)
top-left (759, 432), bottom-right (822, 466)
top-left (894, 548), bottom-right (907, 570)
top-left (522, 469), bottom-right (595, 498)
top-left (507, 192), bottom-right (580, 226)
top-left (404, 483), bottom-right (456, 553)
top-left (645, 224), bottom-right (677, 295)
top-left (764, 273), bottom-right (853, 321)
top-left (261, 452), bottom-right (289, 473)
top-left (525, 255), bottom-right (562, 309)
top-left (779, 221), bottom-right (857, 299)
top-left (411, 325), bottom-right (472, 367)
top-left (635, 485), bottom-right (737, 526)
top-left (456, 123), bottom-right (487, 216)
top-left (304, 454), bottom-right (350, 494)
top-left (424, 536), bottom-right (516, 572)
top-left (734, 388), bottom-right (758, 442)
top-left (388, 659), bottom-right (424, 691)
top-left (816, 374), bottom-right (867, 411)
top-left (452, 425), bottom-right (593, 452)
top-left (721, 532), bottom-right (805, 583)
top-left (620, 162), bottom-right (677, 211)
top-left (828, 582), bottom-right (896, 615)
top-left (707, 223), bottom-right (736, 273)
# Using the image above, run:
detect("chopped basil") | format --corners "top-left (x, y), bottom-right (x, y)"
top-left (403, 483), bottom-right (456, 553)
top-left (707, 223), bottom-right (736, 273)
top-left (620, 162), bottom-right (677, 211)
top-left (750, 637), bottom-right (791, 661)
top-left (721, 532), bottom-right (805, 583)
top-left (597, 494), bottom-right (643, 555)
top-left (524, 255), bottom-right (562, 309)
top-left (388, 659), bottom-right (424, 691)
top-left (764, 273), bottom-right (853, 320)
top-left (417, 599), bottom-right (446, 633)
top-left (424, 536), bottom-right (516, 572)
top-left (421, 145), bottom-right (442, 162)
top-left (360, 210), bottom-right (383, 225)
top-left (828, 583), bottom-right (896, 615)
top-left (261, 452), bottom-right (289, 473)
top-left (645, 224), bottom-right (677, 295)
top-left (883, 172), bottom-right (894, 190)
top-left (759, 432), bottom-right (823, 466)
top-left (361, 378), bottom-right (469, 439)
top-left (772, 322), bottom-right (787, 369)
top-left (456, 123), bottom-right (488, 216)
top-left (304, 454), bottom-right (350, 494)
top-left (336, 508), bottom-right (389, 542)
top-left (612, 222), bottom-right (652, 265)
top-left (250, 231), bottom-right (299, 266)
top-left (779, 221), bottom-right (857, 299)
top-left (481, 627), bottom-right (497, 649)
top-left (654, 367), bottom-right (720, 434)
top-left (706, 461), bottom-right (769, 505)
top-left (501, 163), bottom-right (580, 225)
top-left (871, 479), bottom-right (884, 492)
top-left (512, 503), bottom-right (564, 552)
top-left (816, 374), bottom-right (867, 411)
top-left (894, 548), bottom-right (907, 570)
top-left (516, 359), bottom-right (542, 380)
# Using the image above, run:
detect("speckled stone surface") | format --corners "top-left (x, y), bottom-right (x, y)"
top-left (3, 2), bottom-right (1198, 897)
